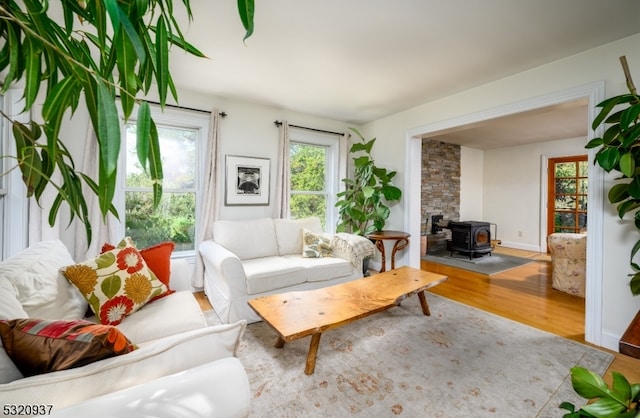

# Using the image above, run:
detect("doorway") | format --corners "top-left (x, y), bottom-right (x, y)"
top-left (547, 155), bottom-right (588, 237)
top-left (404, 82), bottom-right (605, 346)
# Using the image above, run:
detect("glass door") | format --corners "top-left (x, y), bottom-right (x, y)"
top-left (547, 155), bottom-right (588, 235)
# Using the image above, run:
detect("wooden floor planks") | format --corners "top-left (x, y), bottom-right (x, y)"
top-left (422, 246), bottom-right (640, 386)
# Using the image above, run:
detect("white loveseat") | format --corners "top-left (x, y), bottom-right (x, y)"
top-left (199, 217), bottom-right (374, 324)
top-left (0, 240), bottom-right (250, 417)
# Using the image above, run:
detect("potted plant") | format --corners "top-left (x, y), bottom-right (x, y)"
top-left (336, 127), bottom-right (402, 235)
top-left (560, 55), bottom-right (640, 417)
top-left (586, 55), bottom-right (640, 295)
top-left (559, 366), bottom-right (639, 417)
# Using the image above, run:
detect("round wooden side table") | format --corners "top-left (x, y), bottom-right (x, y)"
top-left (365, 230), bottom-right (411, 272)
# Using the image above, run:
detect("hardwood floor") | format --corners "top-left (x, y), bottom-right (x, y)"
top-left (422, 246), bottom-right (640, 386)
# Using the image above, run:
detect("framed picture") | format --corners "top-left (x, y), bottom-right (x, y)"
top-left (225, 155), bottom-right (271, 206)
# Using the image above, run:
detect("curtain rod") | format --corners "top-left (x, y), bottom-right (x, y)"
top-left (126, 98), bottom-right (227, 118)
top-left (273, 121), bottom-right (344, 136)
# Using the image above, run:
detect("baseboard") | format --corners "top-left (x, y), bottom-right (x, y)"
top-left (601, 331), bottom-right (621, 353)
top-left (499, 240), bottom-right (542, 253)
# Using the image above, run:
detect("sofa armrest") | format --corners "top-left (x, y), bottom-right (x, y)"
top-left (50, 357), bottom-right (250, 418)
top-left (0, 321), bottom-right (247, 411)
top-left (331, 233), bottom-right (376, 269)
top-left (199, 241), bottom-right (248, 296)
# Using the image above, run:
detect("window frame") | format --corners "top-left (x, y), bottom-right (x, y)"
top-left (547, 154), bottom-right (588, 234)
top-left (1, 90), bottom-right (29, 260)
top-left (116, 105), bottom-right (210, 258)
top-left (288, 128), bottom-right (340, 233)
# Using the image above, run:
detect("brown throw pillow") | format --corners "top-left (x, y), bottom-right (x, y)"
top-left (0, 318), bottom-right (136, 377)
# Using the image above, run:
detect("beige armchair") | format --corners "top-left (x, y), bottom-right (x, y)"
top-left (547, 233), bottom-right (587, 297)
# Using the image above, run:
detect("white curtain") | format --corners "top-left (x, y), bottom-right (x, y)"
top-left (192, 110), bottom-right (220, 288)
top-left (73, 125), bottom-right (118, 262)
top-left (274, 121), bottom-right (290, 219)
top-left (338, 132), bottom-right (349, 193)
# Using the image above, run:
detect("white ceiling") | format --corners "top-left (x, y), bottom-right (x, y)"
top-left (169, 1), bottom-right (639, 146)
top-left (425, 98), bottom-right (590, 149)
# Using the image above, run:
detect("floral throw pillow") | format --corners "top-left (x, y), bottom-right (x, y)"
top-left (61, 237), bottom-right (169, 325)
top-left (302, 228), bottom-right (334, 258)
top-left (0, 318), bottom-right (136, 377)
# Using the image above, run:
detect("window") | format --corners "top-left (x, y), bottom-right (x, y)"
top-left (289, 130), bottom-right (340, 232)
top-left (119, 106), bottom-right (209, 255)
top-left (547, 155), bottom-right (588, 234)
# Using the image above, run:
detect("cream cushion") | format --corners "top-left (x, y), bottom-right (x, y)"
top-left (49, 357), bottom-right (250, 418)
top-left (274, 217), bottom-right (323, 255)
top-left (0, 279), bottom-right (28, 320)
top-left (0, 338), bottom-right (23, 383)
top-left (283, 255), bottom-right (354, 282)
top-left (86, 290), bottom-right (207, 345)
top-left (243, 257), bottom-right (305, 294)
top-left (213, 218), bottom-right (278, 260)
top-left (0, 240), bottom-right (86, 320)
top-left (0, 321), bottom-right (247, 409)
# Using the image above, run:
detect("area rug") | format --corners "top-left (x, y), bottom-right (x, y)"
top-left (422, 250), bottom-right (535, 275)
top-left (206, 294), bottom-right (613, 418)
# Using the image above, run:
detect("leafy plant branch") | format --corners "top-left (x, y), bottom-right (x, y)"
top-left (336, 127), bottom-right (402, 235)
top-left (586, 55), bottom-right (640, 295)
top-left (0, 0), bottom-right (255, 244)
top-left (560, 366), bottom-right (640, 417)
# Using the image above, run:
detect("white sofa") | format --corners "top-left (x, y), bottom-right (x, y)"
top-left (199, 217), bottom-right (374, 324)
top-left (0, 240), bottom-right (250, 417)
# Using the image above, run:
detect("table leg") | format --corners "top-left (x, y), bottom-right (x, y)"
top-left (418, 291), bottom-right (431, 316)
top-left (374, 240), bottom-right (386, 272)
top-left (275, 336), bottom-right (285, 348)
top-left (305, 333), bottom-right (322, 375)
top-left (390, 238), bottom-right (409, 270)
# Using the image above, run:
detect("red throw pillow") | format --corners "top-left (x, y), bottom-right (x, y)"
top-left (139, 242), bottom-right (175, 289)
top-left (0, 318), bottom-right (136, 377)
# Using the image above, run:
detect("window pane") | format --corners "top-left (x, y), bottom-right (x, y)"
top-left (555, 212), bottom-right (576, 228)
top-left (555, 178), bottom-right (576, 194)
top-left (578, 178), bottom-right (588, 194)
top-left (290, 194), bottom-right (327, 229)
top-left (290, 143), bottom-right (326, 192)
top-left (125, 124), bottom-right (196, 190)
top-left (555, 195), bottom-right (576, 210)
top-left (125, 191), bottom-right (196, 251)
top-left (578, 161), bottom-right (588, 177)
top-left (555, 162), bottom-right (577, 177)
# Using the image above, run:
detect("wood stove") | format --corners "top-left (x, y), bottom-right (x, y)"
top-left (448, 221), bottom-right (492, 259)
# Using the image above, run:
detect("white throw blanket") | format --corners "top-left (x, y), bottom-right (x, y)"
top-left (331, 233), bottom-right (375, 269)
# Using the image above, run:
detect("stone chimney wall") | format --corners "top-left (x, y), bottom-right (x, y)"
top-left (421, 139), bottom-right (461, 253)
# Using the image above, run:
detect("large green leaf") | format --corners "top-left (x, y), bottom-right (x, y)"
top-left (620, 104), bottom-right (640, 131)
top-left (571, 366), bottom-right (610, 399)
top-left (155, 16), bottom-right (169, 105)
top-left (136, 102), bottom-right (151, 170)
top-left (609, 183), bottom-right (630, 204)
top-left (95, 79), bottom-right (121, 217)
top-left (22, 36), bottom-right (42, 111)
top-left (237, 0), bottom-right (255, 42)
top-left (147, 119), bottom-right (163, 208)
top-left (626, 178), bottom-right (640, 200)
top-left (620, 152), bottom-right (635, 178)
top-left (596, 147), bottom-right (620, 171)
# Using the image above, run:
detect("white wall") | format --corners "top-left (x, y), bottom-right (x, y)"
top-left (53, 90), bottom-right (355, 253)
top-left (361, 33), bottom-right (640, 350)
top-left (459, 146), bottom-right (483, 222)
top-left (483, 136), bottom-right (587, 251)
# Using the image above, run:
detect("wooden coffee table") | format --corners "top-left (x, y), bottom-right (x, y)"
top-left (247, 266), bottom-right (447, 375)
